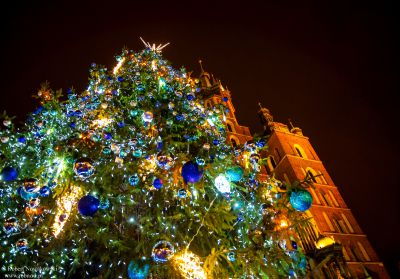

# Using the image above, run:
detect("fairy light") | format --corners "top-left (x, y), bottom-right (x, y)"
top-left (52, 186), bottom-right (82, 237)
top-left (172, 250), bottom-right (207, 279)
top-left (92, 117), bottom-right (113, 128)
top-left (113, 57), bottom-right (126, 75)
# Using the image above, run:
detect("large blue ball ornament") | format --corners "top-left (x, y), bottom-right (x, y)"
top-left (1, 167), bottom-right (18, 181)
top-left (127, 260), bottom-right (150, 279)
top-left (153, 178), bottom-right (163, 189)
top-left (78, 195), bottom-right (100, 216)
top-left (181, 161), bottom-right (203, 183)
top-left (289, 189), bottom-right (313, 212)
top-left (225, 166), bottom-right (244, 182)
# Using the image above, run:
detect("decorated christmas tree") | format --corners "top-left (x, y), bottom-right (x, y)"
top-left (0, 42), bottom-right (314, 278)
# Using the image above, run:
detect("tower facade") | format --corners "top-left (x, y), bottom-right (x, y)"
top-left (197, 63), bottom-right (389, 278)
top-left (258, 106), bottom-right (389, 278)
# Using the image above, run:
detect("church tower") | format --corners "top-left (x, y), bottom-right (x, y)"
top-left (198, 60), bottom-right (252, 146)
top-left (258, 105), bottom-right (389, 278)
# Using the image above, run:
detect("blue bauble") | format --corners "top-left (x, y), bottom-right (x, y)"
top-left (127, 260), bottom-right (150, 279)
top-left (74, 158), bottom-right (95, 179)
top-left (177, 188), bottom-right (187, 198)
top-left (153, 178), bottom-right (163, 189)
top-left (225, 166), bottom-right (244, 182)
top-left (181, 161), bottom-right (203, 183)
top-left (152, 241), bottom-right (174, 263)
top-left (212, 139), bottom-right (220, 146)
top-left (103, 132), bottom-right (112, 140)
top-left (129, 174), bottom-right (139, 186)
top-left (1, 167), bottom-right (18, 181)
top-left (39, 186), bottom-right (51, 197)
top-left (291, 240), bottom-right (298, 250)
top-left (227, 251), bottom-right (236, 262)
top-left (289, 189), bottom-right (313, 212)
top-left (17, 136), bottom-right (26, 143)
top-left (99, 198), bottom-right (110, 209)
top-left (78, 195), bottom-right (100, 216)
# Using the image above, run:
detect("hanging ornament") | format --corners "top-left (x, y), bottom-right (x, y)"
top-left (181, 161), bottom-right (203, 183)
top-left (129, 174), bottom-right (140, 186)
top-left (215, 174), bottom-right (231, 194)
top-left (1, 136), bottom-right (9, 143)
top-left (2, 217), bottom-right (21, 235)
top-left (153, 178), bottom-right (163, 189)
top-left (39, 186), bottom-right (51, 197)
top-left (19, 179), bottom-right (40, 200)
top-left (172, 250), bottom-right (206, 279)
top-left (156, 154), bottom-right (174, 170)
top-left (177, 188), bottom-right (187, 199)
top-left (127, 260), bottom-right (150, 279)
top-left (152, 240), bottom-right (175, 263)
top-left (28, 198), bottom-right (40, 208)
top-left (16, 238), bottom-right (28, 251)
top-left (225, 166), bottom-right (244, 182)
top-left (142, 111), bottom-right (153, 122)
top-left (1, 166), bottom-right (18, 181)
top-left (3, 119), bottom-right (12, 127)
top-left (99, 198), bottom-right (110, 209)
top-left (203, 143), bottom-right (210, 150)
top-left (74, 158), bottom-right (95, 179)
top-left (289, 189), bottom-right (313, 212)
top-left (227, 251), bottom-right (236, 262)
top-left (78, 195), bottom-right (100, 217)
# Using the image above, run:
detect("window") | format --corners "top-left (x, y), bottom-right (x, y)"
top-left (230, 136), bottom-right (239, 147)
top-left (227, 123), bottom-right (233, 132)
top-left (328, 190), bottom-right (339, 207)
top-left (274, 148), bottom-right (282, 162)
top-left (310, 188), bottom-right (321, 204)
top-left (318, 171), bottom-right (328, 184)
top-left (322, 212), bottom-right (335, 231)
top-left (307, 170), bottom-right (317, 183)
top-left (306, 167), bottom-right (323, 184)
top-left (269, 156), bottom-right (277, 169)
top-left (342, 246), bottom-right (351, 261)
top-left (341, 214), bottom-right (354, 233)
top-left (294, 144), bottom-right (308, 159)
top-left (205, 100), bottom-right (211, 108)
top-left (357, 242), bottom-right (371, 261)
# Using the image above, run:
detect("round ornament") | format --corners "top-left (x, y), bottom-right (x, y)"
top-left (151, 240), bottom-right (175, 263)
top-left (20, 179), bottom-right (40, 200)
top-left (225, 166), bottom-right (244, 182)
top-left (177, 188), bottom-right (187, 198)
top-left (16, 239), bottom-right (28, 251)
top-left (2, 217), bottom-right (20, 235)
top-left (1, 136), bottom-right (9, 143)
top-left (74, 158), bottom-right (95, 179)
top-left (78, 195), bottom-right (100, 216)
top-left (1, 166), bottom-right (18, 181)
top-left (127, 260), bottom-right (150, 279)
top-left (156, 154), bottom-right (174, 170)
top-left (153, 178), bottom-right (163, 189)
top-left (129, 174), bottom-right (140, 186)
top-left (99, 198), bottom-right (110, 210)
top-left (181, 161), bottom-right (203, 183)
top-left (3, 119), bottom-right (11, 126)
top-left (227, 251), bottom-right (236, 262)
top-left (28, 198), bottom-right (40, 208)
top-left (39, 186), bottom-right (51, 197)
top-left (215, 174), bottom-right (231, 194)
top-left (142, 111), bottom-right (153, 122)
top-left (289, 189), bottom-right (313, 212)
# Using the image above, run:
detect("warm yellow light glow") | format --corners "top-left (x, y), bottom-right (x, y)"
top-left (92, 117), bottom-right (113, 128)
top-left (113, 57), bottom-right (126, 75)
top-left (280, 219), bottom-right (288, 228)
top-left (52, 186), bottom-right (82, 237)
top-left (172, 250), bottom-right (207, 279)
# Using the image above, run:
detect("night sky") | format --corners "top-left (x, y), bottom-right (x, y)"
top-left (0, 1), bottom-right (398, 277)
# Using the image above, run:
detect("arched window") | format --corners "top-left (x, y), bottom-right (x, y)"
top-left (205, 100), bottom-right (211, 108)
top-left (230, 138), bottom-right (238, 147)
top-left (267, 156), bottom-right (277, 171)
top-left (294, 144), bottom-right (307, 159)
top-left (229, 136), bottom-right (239, 148)
top-left (226, 123), bottom-right (234, 133)
top-left (306, 167), bottom-right (322, 184)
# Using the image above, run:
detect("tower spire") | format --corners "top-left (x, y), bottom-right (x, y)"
top-left (258, 103), bottom-right (274, 132)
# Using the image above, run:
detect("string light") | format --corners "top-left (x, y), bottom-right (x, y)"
top-left (172, 250), bottom-right (207, 279)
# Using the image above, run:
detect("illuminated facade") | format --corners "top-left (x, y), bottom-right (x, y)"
top-left (198, 64), bottom-right (389, 278)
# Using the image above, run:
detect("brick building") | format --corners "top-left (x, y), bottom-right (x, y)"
top-left (198, 63), bottom-right (389, 278)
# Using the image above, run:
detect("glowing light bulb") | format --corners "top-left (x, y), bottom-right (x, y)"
top-left (215, 174), bottom-right (230, 193)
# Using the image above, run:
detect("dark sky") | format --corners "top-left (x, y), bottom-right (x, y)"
top-left (0, 0), bottom-right (398, 277)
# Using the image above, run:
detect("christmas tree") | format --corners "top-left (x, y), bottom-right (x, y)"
top-left (0, 42), bottom-right (313, 278)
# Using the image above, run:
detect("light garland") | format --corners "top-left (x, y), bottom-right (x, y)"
top-left (52, 186), bottom-right (82, 237)
top-left (172, 250), bottom-right (207, 279)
